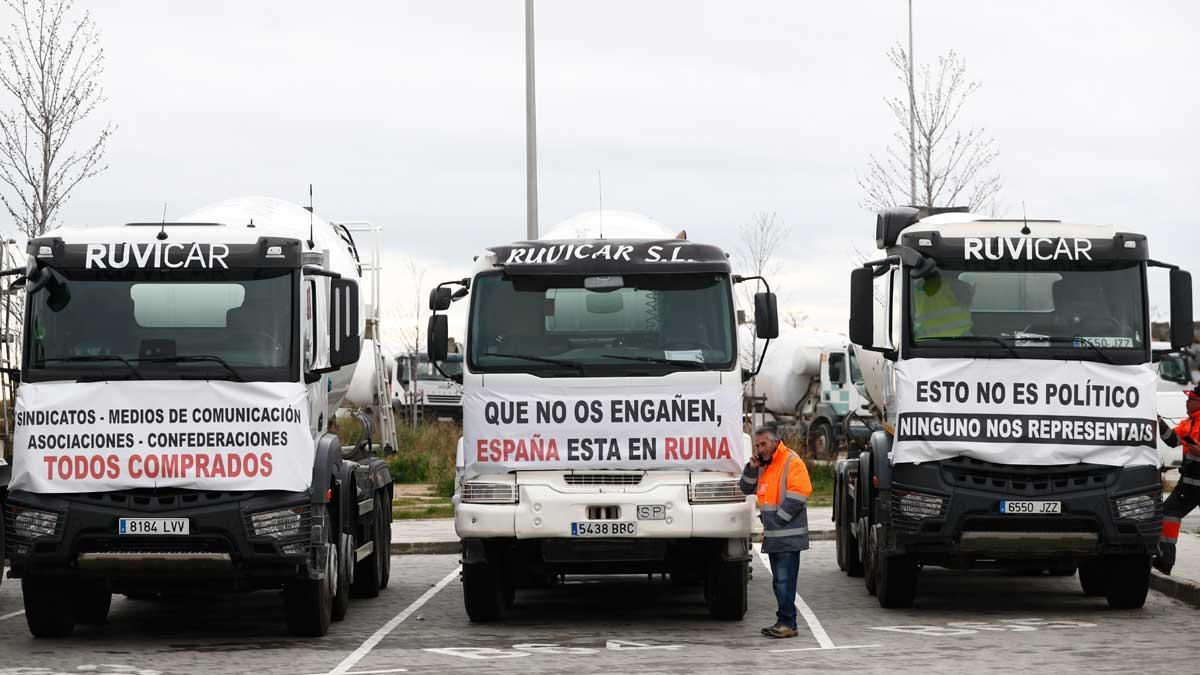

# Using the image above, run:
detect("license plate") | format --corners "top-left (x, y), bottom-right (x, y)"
top-left (571, 521), bottom-right (637, 537)
top-left (636, 505), bottom-right (666, 521)
top-left (1000, 501), bottom-right (1061, 515)
top-left (119, 518), bottom-right (190, 535)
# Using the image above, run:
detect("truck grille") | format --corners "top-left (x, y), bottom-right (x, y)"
top-left (77, 535), bottom-right (234, 555)
top-left (426, 394), bottom-right (461, 405)
top-left (564, 473), bottom-right (643, 487)
top-left (940, 457), bottom-right (1117, 496)
top-left (71, 489), bottom-right (244, 512)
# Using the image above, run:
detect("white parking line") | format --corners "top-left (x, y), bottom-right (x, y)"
top-left (0, 611), bottom-right (24, 622)
top-left (325, 566), bottom-right (461, 675)
top-left (755, 549), bottom-right (879, 653)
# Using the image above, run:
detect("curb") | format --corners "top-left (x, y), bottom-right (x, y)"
top-left (1150, 570), bottom-right (1200, 608)
top-left (389, 529), bottom-right (837, 556)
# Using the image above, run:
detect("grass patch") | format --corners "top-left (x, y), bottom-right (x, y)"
top-left (386, 422), bottom-right (459, 498)
top-left (393, 504), bottom-right (455, 520)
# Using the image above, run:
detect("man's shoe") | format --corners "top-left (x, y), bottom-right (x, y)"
top-left (764, 625), bottom-right (799, 639)
top-left (1153, 556), bottom-right (1174, 576)
top-left (761, 623), bottom-right (784, 636)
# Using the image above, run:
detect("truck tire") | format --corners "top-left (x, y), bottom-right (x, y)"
top-left (378, 491), bottom-right (393, 590)
top-left (352, 497), bottom-right (383, 599)
top-left (463, 560), bottom-right (506, 622)
top-left (705, 560), bottom-right (749, 621)
top-left (22, 577), bottom-right (75, 638)
top-left (332, 532), bottom-right (354, 621)
top-left (877, 553), bottom-right (919, 609)
top-left (808, 423), bottom-right (835, 461)
top-left (1104, 555), bottom-right (1151, 609)
top-left (73, 580), bottom-right (112, 625)
top-left (284, 510), bottom-right (335, 637)
top-left (839, 488), bottom-right (865, 578)
top-left (1079, 561), bottom-right (1107, 596)
top-left (863, 524), bottom-right (879, 596)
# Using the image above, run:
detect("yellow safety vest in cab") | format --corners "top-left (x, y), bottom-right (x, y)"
top-left (913, 276), bottom-right (973, 339)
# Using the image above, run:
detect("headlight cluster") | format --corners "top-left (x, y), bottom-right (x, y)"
top-left (688, 480), bottom-right (745, 504)
top-left (12, 508), bottom-right (59, 538)
top-left (461, 482), bottom-right (519, 504)
top-left (897, 491), bottom-right (946, 520)
top-left (1114, 494), bottom-right (1158, 521)
top-left (249, 506), bottom-right (307, 539)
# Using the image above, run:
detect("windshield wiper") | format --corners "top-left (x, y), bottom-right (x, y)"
top-left (1011, 336), bottom-right (1116, 364)
top-left (484, 351), bottom-right (585, 375)
top-left (914, 335), bottom-right (1019, 358)
top-left (601, 354), bottom-right (710, 370)
top-left (38, 355), bottom-right (144, 379)
top-left (134, 355), bottom-right (246, 381)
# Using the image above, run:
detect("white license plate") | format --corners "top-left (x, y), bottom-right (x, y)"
top-left (119, 518), bottom-right (190, 535)
top-left (636, 505), bottom-right (666, 521)
top-left (1000, 501), bottom-right (1061, 515)
top-left (571, 521), bottom-right (637, 537)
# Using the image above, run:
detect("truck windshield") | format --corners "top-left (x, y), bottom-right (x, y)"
top-left (25, 269), bottom-right (295, 382)
top-left (909, 264), bottom-right (1145, 351)
top-left (418, 355), bottom-right (462, 381)
top-left (469, 272), bottom-right (736, 376)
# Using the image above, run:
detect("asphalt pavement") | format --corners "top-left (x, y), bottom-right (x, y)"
top-left (2, 539), bottom-right (1198, 675)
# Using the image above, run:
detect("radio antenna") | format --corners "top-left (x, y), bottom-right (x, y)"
top-left (597, 170), bottom-right (604, 240)
top-left (1021, 201), bottom-right (1031, 235)
top-left (307, 184), bottom-right (316, 249)
top-left (157, 202), bottom-right (168, 240)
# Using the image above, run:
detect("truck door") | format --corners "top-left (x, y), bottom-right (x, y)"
top-left (823, 351), bottom-right (852, 416)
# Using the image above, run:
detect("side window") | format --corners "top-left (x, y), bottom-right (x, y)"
top-left (828, 353), bottom-right (846, 385)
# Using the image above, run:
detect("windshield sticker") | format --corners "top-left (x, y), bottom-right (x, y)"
top-left (963, 237), bottom-right (1092, 262)
top-left (83, 242), bottom-right (230, 270)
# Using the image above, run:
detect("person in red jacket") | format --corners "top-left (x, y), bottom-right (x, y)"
top-left (1157, 385), bottom-right (1200, 575)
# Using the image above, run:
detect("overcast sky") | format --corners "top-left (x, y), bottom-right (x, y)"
top-left (27, 1), bottom-right (1200, 343)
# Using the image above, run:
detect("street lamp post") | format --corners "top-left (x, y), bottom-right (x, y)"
top-left (525, 0), bottom-right (539, 240)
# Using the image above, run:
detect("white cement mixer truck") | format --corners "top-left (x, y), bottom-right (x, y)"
top-left (836, 207), bottom-right (1193, 610)
top-left (748, 330), bottom-right (877, 459)
top-left (426, 211), bottom-right (778, 622)
top-left (2, 197), bottom-right (394, 638)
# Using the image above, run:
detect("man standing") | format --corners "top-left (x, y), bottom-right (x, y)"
top-left (740, 427), bottom-right (813, 639)
top-left (1157, 385), bottom-right (1200, 574)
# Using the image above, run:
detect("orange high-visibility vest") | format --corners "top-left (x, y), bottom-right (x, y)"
top-left (756, 443), bottom-right (813, 508)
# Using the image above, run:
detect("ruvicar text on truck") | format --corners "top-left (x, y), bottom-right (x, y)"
top-left (3, 197), bottom-right (394, 638)
top-left (836, 207), bottom-right (1193, 609)
top-left (425, 211), bottom-right (779, 621)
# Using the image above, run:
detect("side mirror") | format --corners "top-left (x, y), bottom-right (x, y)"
top-left (754, 292), bottom-right (779, 339)
top-left (427, 315), bottom-right (448, 362)
top-left (1170, 269), bottom-right (1194, 350)
top-left (430, 287), bottom-right (452, 311)
top-left (849, 267), bottom-right (874, 348)
top-left (329, 278), bottom-right (361, 368)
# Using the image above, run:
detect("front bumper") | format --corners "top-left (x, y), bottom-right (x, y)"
top-left (455, 480), bottom-right (753, 540)
top-left (6, 489), bottom-right (316, 581)
top-left (885, 459), bottom-right (1162, 562)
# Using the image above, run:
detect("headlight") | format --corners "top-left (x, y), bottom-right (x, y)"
top-left (12, 508), bottom-right (58, 538)
top-left (897, 491), bottom-right (945, 520)
top-left (1114, 494), bottom-right (1158, 521)
top-left (249, 506), bottom-right (306, 538)
top-left (688, 480), bottom-right (744, 504)
top-left (461, 482), bottom-right (518, 504)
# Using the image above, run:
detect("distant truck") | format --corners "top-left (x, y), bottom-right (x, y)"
top-left (750, 331), bottom-right (877, 459)
top-left (396, 353), bottom-right (464, 422)
top-left (4, 197), bottom-right (394, 637)
top-left (426, 211), bottom-right (777, 622)
top-left (837, 207), bottom-right (1193, 610)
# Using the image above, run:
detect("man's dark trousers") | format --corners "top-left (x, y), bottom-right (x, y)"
top-left (768, 551), bottom-right (800, 629)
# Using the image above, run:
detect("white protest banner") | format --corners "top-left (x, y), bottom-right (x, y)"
top-left (12, 380), bottom-right (313, 493)
top-left (893, 358), bottom-right (1158, 467)
top-left (463, 379), bottom-right (746, 477)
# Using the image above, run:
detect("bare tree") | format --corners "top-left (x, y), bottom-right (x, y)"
top-left (860, 45), bottom-right (1000, 213)
top-left (0, 0), bottom-right (113, 238)
top-left (397, 257), bottom-right (428, 358)
top-left (735, 211), bottom-right (790, 409)
top-left (783, 310), bottom-right (809, 330)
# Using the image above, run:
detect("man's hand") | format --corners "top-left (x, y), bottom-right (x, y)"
top-left (748, 453), bottom-right (762, 468)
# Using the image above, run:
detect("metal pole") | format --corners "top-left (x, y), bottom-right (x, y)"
top-left (908, 0), bottom-right (917, 206)
top-left (524, 0), bottom-right (539, 240)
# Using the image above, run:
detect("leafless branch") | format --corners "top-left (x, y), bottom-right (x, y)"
top-left (0, 0), bottom-right (114, 238)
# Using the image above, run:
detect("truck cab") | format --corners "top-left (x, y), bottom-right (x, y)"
top-left (837, 207), bottom-right (1193, 610)
top-left (4, 200), bottom-right (394, 638)
top-left (427, 218), bottom-right (777, 622)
